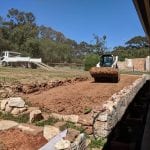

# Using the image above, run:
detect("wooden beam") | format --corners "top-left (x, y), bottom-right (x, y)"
top-left (133, 0), bottom-right (150, 41)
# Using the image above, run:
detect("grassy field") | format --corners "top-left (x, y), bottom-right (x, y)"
top-left (0, 66), bottom-right (90, 84)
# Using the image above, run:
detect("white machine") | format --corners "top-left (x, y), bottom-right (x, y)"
top-left (0, 51), bottom-right (55, 70)
top-left (0, 51), bottom-right (41, 68)
top-left (90, 54), bottom-right (120, 82)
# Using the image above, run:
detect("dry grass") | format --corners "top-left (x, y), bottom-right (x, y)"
top-left (0, 66), bottom-right (90, 84)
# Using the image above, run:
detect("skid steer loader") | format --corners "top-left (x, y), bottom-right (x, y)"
top-left (90, 54), bottom-right (120, 83)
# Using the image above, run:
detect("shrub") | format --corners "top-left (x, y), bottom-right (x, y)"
top-left (89, 138), bottom-right (107, 148)
top-left (84, 54), bottom-right (99, 71)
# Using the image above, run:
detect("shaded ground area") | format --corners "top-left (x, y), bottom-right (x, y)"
top-left (24, 75), bottom-right (140, 115)
top-left (0, 129), bottom-right (47, 150)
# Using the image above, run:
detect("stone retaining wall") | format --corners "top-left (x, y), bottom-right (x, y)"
top-left (92, 74), bottom-right (150, 138)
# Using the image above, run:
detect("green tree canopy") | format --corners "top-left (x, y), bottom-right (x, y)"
top-left (125, 36), bottom-right (149, 49)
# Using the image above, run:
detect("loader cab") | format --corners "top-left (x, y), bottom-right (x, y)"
top-left (100, 54), bottom-right (114, 67)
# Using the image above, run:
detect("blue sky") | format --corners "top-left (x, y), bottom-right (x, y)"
top-left (0, 0), bottom-right (145, 49)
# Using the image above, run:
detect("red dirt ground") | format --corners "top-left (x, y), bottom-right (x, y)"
top-left (0, 129), bottom-right (47, 150)
top-left (23, 75), bottom-right (140, 115)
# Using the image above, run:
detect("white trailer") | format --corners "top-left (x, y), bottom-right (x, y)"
top-left (0, 51), bottom-right (55, 70)
top-left (0, 51), bottom-right (41, 68)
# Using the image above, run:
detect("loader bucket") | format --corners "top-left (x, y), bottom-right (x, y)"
top-left (89, 67), bottom-right (120, 83)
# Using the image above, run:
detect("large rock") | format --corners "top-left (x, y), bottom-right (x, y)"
top-left (8, 97), bottom-right (25, 108)
top-left (0, 90), bottom-right (8, 98)
top-left (0, 120), bottom-right (18, 130)
top-left (84, 126), bottom-right (93, 135)
top-left (29, 109), bottom-right (44, 123)
top-left (19, 107), bottom-right (27, 113)
top-left (78, 115), bottom-right (93, 125)
top-left (11, 108), bottom-right (20, 115)
top-left (0, 99), bottom-right (8, 110)
top-left (51, 113), bottom-right (79, 123)
top-left (97, 111), bottom-right (108, 122)
top-left (6, 106), bottom-right (27, 115)
top-left (5, 104), bottom-right (13, 113)
top-left (55, 139), bottom-right (70, 150)
top-left (65, 128), bottom-right (80, 142)
top-left (43, 125), bottom-right (60, 141)
top-left (17, 124), bottom-right (43, 136)
top-left (22, 85), bottom-right (39, 94)
top-left (54, 121), bottom-right (66, 128)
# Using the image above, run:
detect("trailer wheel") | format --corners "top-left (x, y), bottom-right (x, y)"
top-left (2, 61), bottom-right (7, 67)
top-left (31, 63), bottom-right (37, 69)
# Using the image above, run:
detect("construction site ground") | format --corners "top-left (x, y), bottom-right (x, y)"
top-left (22, 74), bottom-right (139, 115)
top-left (0, 129), bottom-right (47, 150)
top-left (0, 67), bottom-right (143, 150)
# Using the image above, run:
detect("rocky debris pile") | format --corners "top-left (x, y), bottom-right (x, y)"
top-left (0, 97), bottom-right (44, 124)
top-left (0, 77), bottom-right (88, 94)
top-left (0, 83), bottom-right (14, 99)
top-left (0, 97), bottom-right (27, 115)
top-left (0, 97), bottom-right (93, 149)
top-left (50, 113), bottom-right (93, 136)
top-left (0, 77), bottom-right (88, 97)
top-left (54, 133), bottom-right (86, 150)
top-left (0, 120), bottom-right (88, 150)
top-left (41, 124), bottom-right (87, 150)
top-left (0, 97), bottom-right (92, 138)
top-left (12, 77), bottom-right (88, 94)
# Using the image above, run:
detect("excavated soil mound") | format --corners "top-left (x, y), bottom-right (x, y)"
top-left (12, 77), bottom-right (88, 94)
top-left (23, 75), bottom-right (140, 115)
top-left (0, 129), bottom-right (47, 150)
